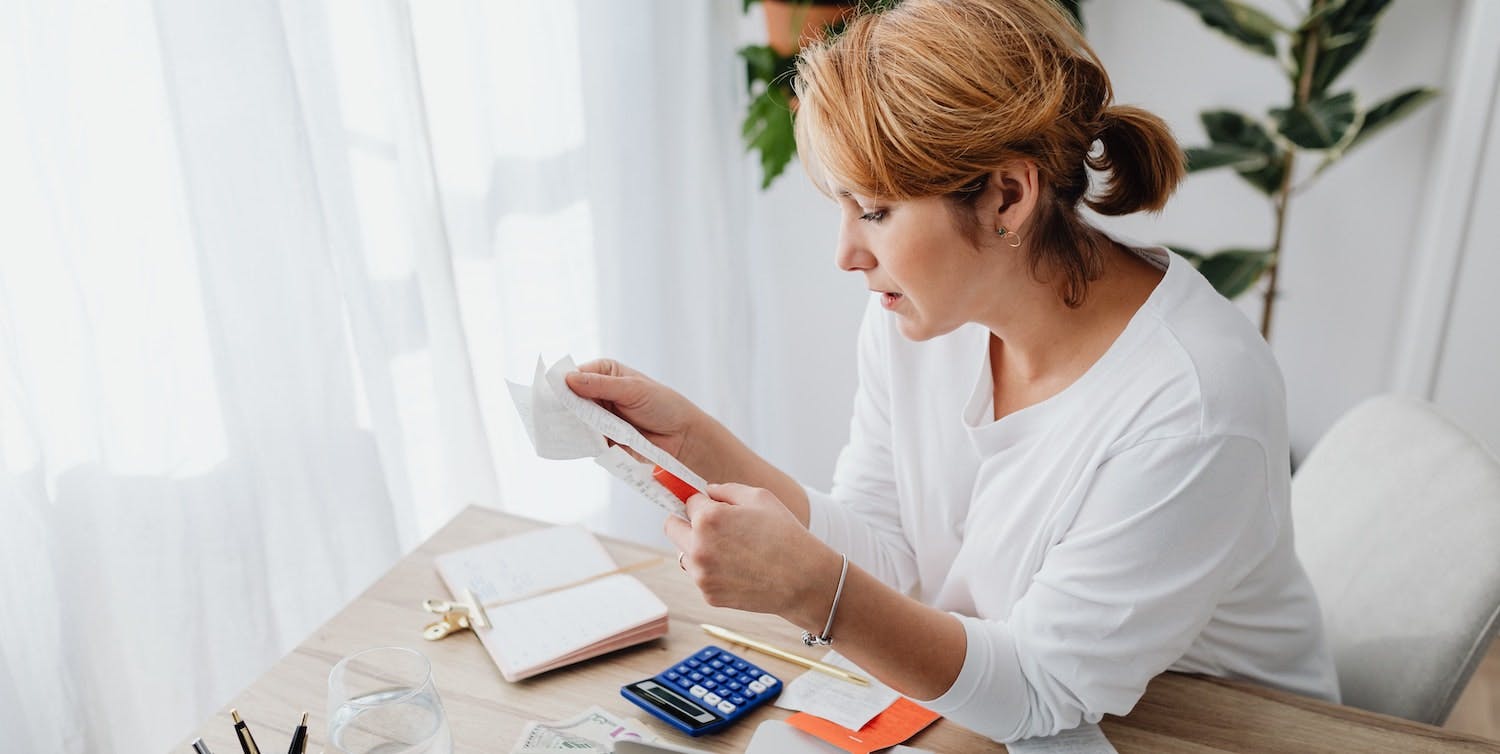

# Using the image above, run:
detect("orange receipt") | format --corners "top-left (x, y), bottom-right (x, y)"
top-left (786, 697), bottom-right (941, 754)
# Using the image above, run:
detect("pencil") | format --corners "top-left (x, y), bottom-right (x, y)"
top-left (701, 623), bottom-right (870, 686)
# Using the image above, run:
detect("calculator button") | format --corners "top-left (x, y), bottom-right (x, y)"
top-left (696, 649), bottom-right (717, 661)
top-left (689, 685), bottom-right (708, 698)
top-left (748, 681), bottom-right (766, 694)
top-left (744, 667), bottom-right (763, 679)
top-left (732, 659), bottom-right (748, 670)
top-left (686, 658), bottom-right (702, 668)
top-left (727, 681), bottom-right (742, 692)
top-left (759, 674), bottom-right (779, 687)
top-left (675, 677), bottom-right (694, 691)
top-left (704, 680), bottom-right (718, 690)
top-left (704, 692), bottom-right (722, 705)
top-left (675, 665), bottom-right (690, 675)
top-left (665, 671), bottom-right (680, 682)
top-left (710, 659), bottom-right (725, 669)
top-left (717, 700), bottom-right (736, 715)
top-left (688, 672), bottom-right (704, 682)
top-left (713, 673), bottom-right (729, 684)
top-left (729, 694), bottom-right (746, 706)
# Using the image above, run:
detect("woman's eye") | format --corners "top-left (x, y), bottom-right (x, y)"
top-left (859, 210), bottom-right (887, 223)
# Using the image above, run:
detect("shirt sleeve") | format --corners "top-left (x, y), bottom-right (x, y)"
top-left (805, 297), bottom-right (920, 593)
top-left (920, 433), bottom-right (1280, 741)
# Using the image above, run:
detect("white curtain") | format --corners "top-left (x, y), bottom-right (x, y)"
top-left (0, 0), bottom-right (751, 751)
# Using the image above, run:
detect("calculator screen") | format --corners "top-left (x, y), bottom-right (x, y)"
top-left (625, 680), bottom-right (719, 730)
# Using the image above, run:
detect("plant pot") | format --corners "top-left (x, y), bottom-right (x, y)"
top-left (762, 0), bottom-right (858, 57)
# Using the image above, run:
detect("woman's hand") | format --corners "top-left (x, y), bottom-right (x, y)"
top-left (666, 483), bottom-right (840, 622)
top-left (564, 358), bottom-right (707, 463)
top-left (566, 358), bottom-right (814, 525)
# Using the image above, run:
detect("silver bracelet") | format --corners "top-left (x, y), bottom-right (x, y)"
top-left (802, 553), bottom-right (849, 646)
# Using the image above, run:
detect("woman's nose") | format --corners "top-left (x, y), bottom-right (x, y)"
top-left (836, 233), bottom-right (876, 272)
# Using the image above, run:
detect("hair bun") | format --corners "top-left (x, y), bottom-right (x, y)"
top-left (1085, 105), bottom-right (1185, 216)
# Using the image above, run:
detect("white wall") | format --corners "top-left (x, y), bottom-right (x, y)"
top-left (744, 161), bottom-right (866, 488)
top-left (744, 0), bottom-right (1470, 474)
top-left (1426, 3), bottom-right (1500, 456)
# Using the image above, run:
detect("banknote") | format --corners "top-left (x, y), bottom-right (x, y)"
top-left (511, 705), bottom-right (658, 752)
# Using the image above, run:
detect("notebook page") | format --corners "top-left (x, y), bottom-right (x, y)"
top-left (433, 525), bottom-right (668, 679)
top-left (485, 575), bottom-right (668, 674)
top-left (436, 525), bottom-right (617, 602)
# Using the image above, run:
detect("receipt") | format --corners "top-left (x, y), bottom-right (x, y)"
top-left (774, 650), bottom-right (900, 731)
top-left (508, 355), bottom-right (703, 520)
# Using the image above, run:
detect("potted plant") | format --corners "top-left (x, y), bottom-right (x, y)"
top-left (1161, 0), bottom-right (1437, 339)
top-left (740, 0), bottom-right (860, 189)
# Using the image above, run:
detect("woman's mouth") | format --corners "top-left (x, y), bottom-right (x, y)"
top-left (881, 291), bottom-right (903, 309)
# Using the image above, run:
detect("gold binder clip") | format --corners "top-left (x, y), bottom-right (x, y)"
top-left (420, 588), bottom-right (492, 641)
top-left (422, 608), bottom-right (470, 641)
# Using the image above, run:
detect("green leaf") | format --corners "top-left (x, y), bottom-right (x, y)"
top-left (1292, 0), bottom-right (1392, 96)
top-left (1272, 90), bottom-right (1357, 149)
top-left (743, 87), bottom-right (797, 189)
top-left (1294, 2), bottom-right (1338, 33)
top-left (738, 44), bottom-right (798, 90)
top-left (739, 45), bottom-right (778, 86)
top-left (1197, 248), bottom-right (1272, 299)
top-left (1199, 110), bottom-right (1285, 195)
top-left (1346, 87), bottom-right (1437, 152)
top-left (1184, 144), bottom-right (1271, 173)
top-left (1163, 0), bottom-right (1282, 58)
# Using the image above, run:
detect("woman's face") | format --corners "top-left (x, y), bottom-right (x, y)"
top-left (834, 190), bottom-right (1014, 341)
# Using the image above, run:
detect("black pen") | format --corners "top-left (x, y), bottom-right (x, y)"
top-left (191, 737), bottom-right (214, 754)
top-left (287, 712), bottom-right (308, 754)
top-left (230, 708), bottom-right (261, 754)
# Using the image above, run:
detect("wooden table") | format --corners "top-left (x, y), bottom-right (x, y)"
top-left (179, 506), bottom-right (1500, 753)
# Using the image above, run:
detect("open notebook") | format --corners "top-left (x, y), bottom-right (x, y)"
top-left (434, 525), bottom-right (670, 681)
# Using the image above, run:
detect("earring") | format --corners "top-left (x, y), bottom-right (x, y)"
top-left (996, 225), bottom-right (1022, 248)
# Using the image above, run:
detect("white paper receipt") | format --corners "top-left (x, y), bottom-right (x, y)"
top-left (508, 355), bottom-right (706, 520)
top-left (773, 650), bottom-right (899, 731)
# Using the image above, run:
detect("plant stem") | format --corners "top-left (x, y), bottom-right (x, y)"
top-left (1264, 152), bottom-right (1294, 340)
top-left (1262, 0), bottom-right (1325, 340)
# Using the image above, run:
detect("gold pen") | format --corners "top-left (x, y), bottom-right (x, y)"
top-left (701, 623), bottom-right (870, 686)
top-left (230, 708), bottom-right (261, 754)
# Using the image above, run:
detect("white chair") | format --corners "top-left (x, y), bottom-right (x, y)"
top-left (1292, 394), bottom-right (1500, 724)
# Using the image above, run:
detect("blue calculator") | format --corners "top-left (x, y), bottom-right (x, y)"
top-left (620, 645), bottom-right (782, 736)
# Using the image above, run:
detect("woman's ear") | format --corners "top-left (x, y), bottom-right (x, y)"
top-left (985, 160), bottom-right (1041, 236)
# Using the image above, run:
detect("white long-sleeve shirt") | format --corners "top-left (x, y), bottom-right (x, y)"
top-left (804, 244), bottom-right (1339, 742)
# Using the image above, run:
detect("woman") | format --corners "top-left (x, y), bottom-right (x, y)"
top-left (566, 0), bottom-right (1338, 741)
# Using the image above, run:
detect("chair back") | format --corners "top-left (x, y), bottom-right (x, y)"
top-left (1292, 394), bottom-right (1500, 724)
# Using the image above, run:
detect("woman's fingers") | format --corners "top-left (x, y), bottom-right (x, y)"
top-left (573, 358), bottom-right (636, 378)
top-left (686, 491), bottom-right (723, 516)
top-left (564, 368), bottom-right (639, 403)
top-left (705, 482), bottom-right (767, 506)
top-left (663, 512), bottom-right (693, 553)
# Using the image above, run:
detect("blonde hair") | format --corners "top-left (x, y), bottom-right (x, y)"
top-left (793, 0), bottom-right (1185, 306)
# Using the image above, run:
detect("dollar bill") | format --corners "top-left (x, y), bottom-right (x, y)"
top-left (511, 705), bottom-right (658, 752)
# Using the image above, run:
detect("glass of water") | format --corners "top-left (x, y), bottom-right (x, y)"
top-left (327, 646), bottom-right (452, 754)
